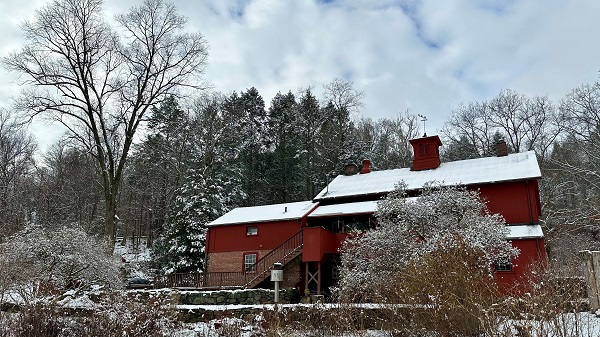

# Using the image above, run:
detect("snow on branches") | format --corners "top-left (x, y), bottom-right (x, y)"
top-left (0, 224), bottom-right (120, 300)
top-left (338, 182), bottom-right (518, 297)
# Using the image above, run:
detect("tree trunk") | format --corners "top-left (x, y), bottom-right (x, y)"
top-left (104, 196), bottom-right (117, 254)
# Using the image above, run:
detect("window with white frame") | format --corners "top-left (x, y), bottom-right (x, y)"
top-left (244, 253), bottom-right (257, 272)
top-left (246, 226), bottom-right (258, 236)
top-left (494, 258), bottom-right (513, 272)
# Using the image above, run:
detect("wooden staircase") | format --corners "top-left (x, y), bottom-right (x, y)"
top-left (242, 229), bottom-right (304, 288)
top-left (159, 229), bottom-right (304, 289)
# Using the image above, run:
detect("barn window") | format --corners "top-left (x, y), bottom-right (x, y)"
top-left (246, 226), bottom-right (258, 236)
top-left (244, 253), bottom-right (257, 272)
top-left (494, 259), bottom-right (513, 272)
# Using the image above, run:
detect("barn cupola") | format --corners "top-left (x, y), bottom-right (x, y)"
top-left (409, 135), bottom-right (442, 171)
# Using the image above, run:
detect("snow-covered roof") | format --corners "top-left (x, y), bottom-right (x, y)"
top-left (506, 224), bottom-right (544, 239)
top-left (314, 151), bottom-right (541, 201)
top-left (308, 198), bottom-right (422, 217)
top-left (207, 201), bottom-right (317, 227)
top-left (308, 200), bottom-right (378, 217)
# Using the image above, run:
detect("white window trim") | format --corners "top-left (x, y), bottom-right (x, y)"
top-left (244, 253), bottom-right (257, 272)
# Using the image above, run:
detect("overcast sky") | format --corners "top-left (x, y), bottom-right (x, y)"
top-left (1, 0), bottom-right (600, 153)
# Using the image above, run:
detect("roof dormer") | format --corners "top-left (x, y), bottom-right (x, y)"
top-left (409, 135), bottom-right (442, 171)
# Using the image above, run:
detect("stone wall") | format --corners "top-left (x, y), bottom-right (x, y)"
top-left (179, 288), bottom-right (300, 306)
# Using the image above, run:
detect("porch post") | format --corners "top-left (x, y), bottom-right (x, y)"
top-left (317, 261), bottom-right (322, 295)
top-left (305, 262), bottom-right (309, 292)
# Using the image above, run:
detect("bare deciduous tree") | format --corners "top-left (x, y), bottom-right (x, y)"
top-left (3, 0), bottom-right (208, 252)
top-left (443, 89), bottom-right (563, 161)
top-left (0, 109), bottom-right (36, 237)
top-left (323, 77), bottom-right (365, 117)
top-left (354, 111), bottom-right (420, 169)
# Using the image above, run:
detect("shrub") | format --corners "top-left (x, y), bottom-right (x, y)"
top-left (338, 183), bottom-right (517, 303)
top-left (0, 224), bottom-right (120, 301)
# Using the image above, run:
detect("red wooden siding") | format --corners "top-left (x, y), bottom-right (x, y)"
top-left (409, 135), bottom-right (443, 171)
top-left (302, 227), bottom-right (348, 262)
top-left (206, 220), bottom-right (303, 253)
top-left (495, 237), bottom-right (547, 294)
top-left (477, 180), bottom-right (540, 225)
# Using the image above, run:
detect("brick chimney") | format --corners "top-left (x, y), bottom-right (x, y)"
top-left (496, 139), bottom-right (508, 157)
top-left (409, 135), bottom-right (442, 171)
top-left (360, 159), bottom-right (371, 174)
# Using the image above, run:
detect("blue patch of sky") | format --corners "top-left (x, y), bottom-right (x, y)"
top-left (477, 0), bottom-right (518, 16)
top-left (453, 68), bottom-right (465, 81)
top-left (396, 1), bottom-right (441, 50)
top-left (228, 0), bottom-right (250, 19)
top-left (341, 70), bottom-right (354, 81)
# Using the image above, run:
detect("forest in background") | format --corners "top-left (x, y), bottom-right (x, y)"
top-left (1, 0), bottom-right (599, 277)
top-left (2, 75), bottom-right (600, 275)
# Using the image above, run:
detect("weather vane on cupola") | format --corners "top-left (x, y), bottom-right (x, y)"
top-left (418, 114), bottom-right (428, 137)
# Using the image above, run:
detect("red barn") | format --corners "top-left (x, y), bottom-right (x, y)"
top-left (205, 135), bottom-right (546, 294)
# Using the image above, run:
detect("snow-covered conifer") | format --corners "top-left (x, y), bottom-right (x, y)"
top-left (152, 168), bottom-right (244, 274)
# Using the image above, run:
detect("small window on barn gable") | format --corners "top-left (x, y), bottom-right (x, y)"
top-left (246, 226), bottom-right (258, 236)
top-left (244, 253), bottom-right (257, 272)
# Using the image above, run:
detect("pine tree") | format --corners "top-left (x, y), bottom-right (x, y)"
top-left (125, 95), bottom-right (192, 243)
top-left (297, 88), bottom-right (323, 199)
top-left (266, 91), bottom-right (304, 203)
top-left (151, 93), bottom-right (245, 274)
top-left (152, 169), bottom-right (241, 274)
top-left (441, 135), bottom-right (480, 162)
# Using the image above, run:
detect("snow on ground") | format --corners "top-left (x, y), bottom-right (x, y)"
top-left (172, 312), bottom-right (600, 337)
top-left (501, 312), bottom-right (600, 337)
top-left (115, 236), bottom-right (151, 263)
top-left (55, 289), bottom-right (98, 309)
top-left (115, 236), bottom-right (153, 279)
top-left (173, 302), bottom-right (600, 337)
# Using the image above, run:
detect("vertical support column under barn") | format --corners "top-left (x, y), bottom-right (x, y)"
top-left (305, 262), bottom-right (322, 295)
top-left (317, 261), bottom-right (322, 295)
top-left (305, 263), bottom-right (310, 294)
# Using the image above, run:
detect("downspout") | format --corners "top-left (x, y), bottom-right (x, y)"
top-left (525, 181), bottom-right (533, 224)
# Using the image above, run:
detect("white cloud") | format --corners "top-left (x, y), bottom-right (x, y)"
top-left (1, 0), bottom-right (600, 152)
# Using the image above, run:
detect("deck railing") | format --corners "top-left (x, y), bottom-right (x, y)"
top-left (242, 228), bottom-right (304, 288)
top-left (157, 229), bottom-right (304, 289)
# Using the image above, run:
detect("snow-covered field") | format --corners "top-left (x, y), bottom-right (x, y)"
top-left (174, 309), bottom-right (600, 337)
top-left (3, 286), bottom-right (600, 336)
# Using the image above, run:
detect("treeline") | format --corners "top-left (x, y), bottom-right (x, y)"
top-left (3, 75), bottom-right (600, 273)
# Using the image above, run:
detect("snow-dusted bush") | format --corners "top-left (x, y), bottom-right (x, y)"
top-left (0, 224), bottom-right (120, 299)
top-left (338, 182), bottom-right (518, 301)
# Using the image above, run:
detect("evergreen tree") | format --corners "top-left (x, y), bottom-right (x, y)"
top-left (124, 96), bottom-right (192, 243)
top-left (266, 91), bottom-right (304, 203)
top-left (441, 135), bottom-right (480, 162)
top-left (152, 168), bottom-right (242, 274)
top-left (296, 88), bottom-right (323, 199)
top-left (151, 93), bottom-right (245, 274)
top-left (223, 88), bottom-right (270, 206)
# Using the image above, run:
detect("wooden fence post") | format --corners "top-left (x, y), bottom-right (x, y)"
top-left (580, 250), bottom-right (600, 312)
